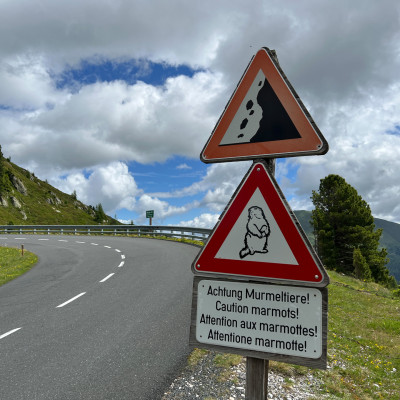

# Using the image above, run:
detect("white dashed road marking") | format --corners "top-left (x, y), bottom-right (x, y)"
top-left (56, 292), bottom-right (86, 308)
top-left (104, 246), bottom-right (111, 249)
top-left (121, 254), bottom-right (125, 259)
top-left (118, 261), bottom-right (125, 268)
top-left (100, 273), bottom-right (115, 283)
top-left (0, 328), bottom-right (22, 340)
top-left (115, 249), bottom-right (121, 253)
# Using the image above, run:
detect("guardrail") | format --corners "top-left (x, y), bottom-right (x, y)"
top-left (0, 225), bottom-right (212, 242)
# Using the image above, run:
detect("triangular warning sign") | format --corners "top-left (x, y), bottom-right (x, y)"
top-left (201, 48), bottom-right (328, 163)
top-left (192, 162), bottom-right (329, 287)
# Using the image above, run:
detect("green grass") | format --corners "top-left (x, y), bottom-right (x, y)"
top-left (0, 246), bottom-right (38, 286)
top-left (191, 270), bottom-right (400, 399)
top-left (311, 271), bottom-right (399, 399)
top-left (268, 271), bottom-right (400, 399)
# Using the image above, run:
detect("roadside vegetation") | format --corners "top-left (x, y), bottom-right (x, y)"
top-left (0, 246), bottom-right (38, 286)
top-left (188, 271), bottom-right (400, 399)
top-left (311, 174), bottom-right (397, 289)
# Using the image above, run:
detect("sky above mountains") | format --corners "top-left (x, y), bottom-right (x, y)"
top-left (1, 0), bottom-right (399, 226)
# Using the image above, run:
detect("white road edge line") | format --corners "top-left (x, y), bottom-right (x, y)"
top-left (56, 292), bottom-right (86, 308)
top-left (14, 238), bottom-right (25, 240)
top-left (100, 273), bottom-right (115, 283)
top-left (58, 239), bottom-right (68, 242)
top-left (118, 261), bottom-right (125, 268)
top-left (0, 327), bottom-right (22, 340)
top-left (91, 243), bottom-right (98, 246)
top-left (76, 241), bottom-right (86, 244)
top-left (104, 245), bottom-right (111, 248)
top-left (115, 249), bottom-right (121, 253)
top-left (38, 238), bottom-right (49, 241)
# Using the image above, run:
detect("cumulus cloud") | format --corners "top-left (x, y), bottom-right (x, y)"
top-left (177, 213), bottom-right (220, 229)
top-left (2, 70), bottom-right (224, 175)
top-left (152, 162), bottom-right (250, 208)
top-left (279, 82), bottom-right (400, 221)
top-left (52, 161), bottom-right (140, 213)
top-left (1, 0), bottom-right (400, 224)
top-left (133, 194), bottom-right (197, 224)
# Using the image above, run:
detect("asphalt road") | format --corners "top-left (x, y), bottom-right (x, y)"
top-left (0, 235), bottom-right (199, 400)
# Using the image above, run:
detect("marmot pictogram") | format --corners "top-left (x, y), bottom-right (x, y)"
top-left (239, 206), bottom-right (271, 259)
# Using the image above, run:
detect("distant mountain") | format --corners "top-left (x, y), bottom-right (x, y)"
top-left (294, 210), bottom-right (400, 283)
top-left (0, 159), bottom-right (119, 225)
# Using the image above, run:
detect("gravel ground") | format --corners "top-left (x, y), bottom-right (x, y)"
top-left (162, 350), bottom-right (324, 400)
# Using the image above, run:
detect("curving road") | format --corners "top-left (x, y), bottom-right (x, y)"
top-left (0, 235), bottom-right (199, 400)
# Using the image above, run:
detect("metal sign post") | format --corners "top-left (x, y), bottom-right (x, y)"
top-left (247, 159), bottom-right (273, 400)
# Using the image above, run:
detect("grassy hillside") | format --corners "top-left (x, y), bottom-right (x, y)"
top-left (174, 271), bottom-right (399, 399)
top-left (0, 160), bottom-right (119, 225)
top-left (268, 271), bottom-right (400, 399)
top-left (294, 211), bottom-right (400, 283)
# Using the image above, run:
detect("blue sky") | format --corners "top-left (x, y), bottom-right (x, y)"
top-left (56, 60), bottom-right (200, 89)
top-left (1, 0), bottom-right (400, 226)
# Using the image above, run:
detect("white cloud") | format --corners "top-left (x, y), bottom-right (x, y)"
top-left (1, 70), bottom-right (225, 175)
top-left (177, 213), bottom-right (220, 229)
top-left (134, 194), bottom-right (196, 224)
top-left (176, 163), bottom-right (191, 170)
top-left (51, 161), bottom-right (140, 214)
top-left (280, 82), bottom-right (400, 221)
top-left (1, 0), bottom-right (400, 224)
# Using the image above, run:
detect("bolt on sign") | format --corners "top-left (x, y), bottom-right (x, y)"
top-left (201, 47), bottom-right (328, 163)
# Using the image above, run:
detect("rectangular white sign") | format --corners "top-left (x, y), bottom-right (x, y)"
top-left (195, 279), bottom-right (323, 358)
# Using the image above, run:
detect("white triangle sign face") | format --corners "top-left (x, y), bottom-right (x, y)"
top-left (192, 162), bottom-right (329, 287)
top-left (219, 70), bottom-right (269, 145)
top-left (215, 188), bottom-right (298, 265)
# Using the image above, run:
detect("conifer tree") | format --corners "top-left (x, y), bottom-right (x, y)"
top-left (95, 203), bottom-right (106, 223)
top-left (311, 174), bottom-right (390, 284)
top-left (0, 145), bottom-right (5, 194)
top-left (353, 248), bottom-right (372, 281)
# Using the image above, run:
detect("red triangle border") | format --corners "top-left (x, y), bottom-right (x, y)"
top-left (192, 162), bottom-right (329, 287)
